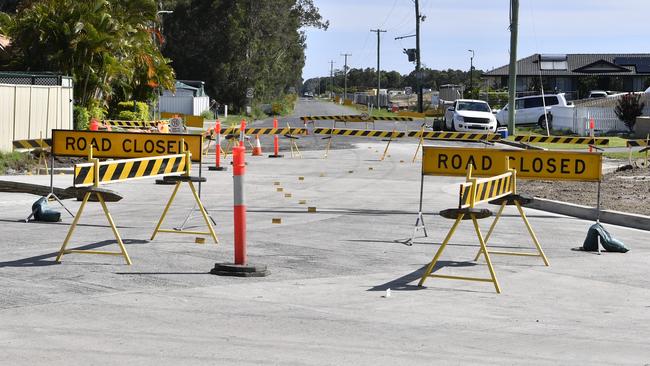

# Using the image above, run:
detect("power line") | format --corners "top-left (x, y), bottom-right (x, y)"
top-left (370, 29), bottom-right (387, 108)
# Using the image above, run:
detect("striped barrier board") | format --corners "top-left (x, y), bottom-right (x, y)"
top-left (219, 127), bottom-right (307, 136)
top-left (73, 154), bottom-right (187, 188)
top-left (301, 115), bottom-right (414, 122)
top-left (626, 139), bottom-right (649, 147)
top-left (513, 135), bottom-right (609, 146)
top-left (13, 138), bottom-right (52, 151)
top-left (407, 131), bottom-right (501, 141)
top-left (459, 171), bottom-right (515, 208)
top-left (313, 127), bottom-right (405, 138)
top-left (103, 120), bottom-right (164, 128)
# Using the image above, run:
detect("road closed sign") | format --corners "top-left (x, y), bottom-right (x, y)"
top-left (52, 130), bottom-right (203, 162)
top-left (422, 146), bottom-right (602, 181)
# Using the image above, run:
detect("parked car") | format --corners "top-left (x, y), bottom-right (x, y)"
top-left (587, 90), bottom-right (608, 99)
top-left (444, 99), bottom-right (498, 132)
top-left (495, 93), bottom-right (569, 127)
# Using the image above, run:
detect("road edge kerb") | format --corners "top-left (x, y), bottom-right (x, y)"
top-left (524, 198), bottom-right (650, 231)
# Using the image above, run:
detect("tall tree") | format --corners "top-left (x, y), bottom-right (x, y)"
top-left (162, 0), bottom-right (327, 110)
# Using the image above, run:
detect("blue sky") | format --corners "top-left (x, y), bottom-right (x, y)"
top-left (302, 0), bottom-right (650, 80)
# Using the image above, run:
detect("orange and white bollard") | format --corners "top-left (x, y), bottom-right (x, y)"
top-left (239, 119), bottom-right (246, 148)
top-left (209, 119), bottom-right (227, 171)
top-left (210, 145), bottom-right (268, 277)
top-left (589, 117), bottom-right (595, 153)
top-left (268, 117), bottom-right (283, 158)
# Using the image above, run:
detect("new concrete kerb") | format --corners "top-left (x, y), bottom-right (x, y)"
top-left (525, 197), bottom-right (650, 231)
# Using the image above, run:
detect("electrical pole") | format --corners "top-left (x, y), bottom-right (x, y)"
top-left (468, 49), bottom-right (474, 98)
top-left (329, 60), bottom-right (335, 99)
top-left (371, 29), bottom-right (387, 109)
top-left (415, 0), bottom-right (423, 113)
top-left (341, 53), bottom-right (351, 101)
top-left (507, 0), bottom-right (519, 135)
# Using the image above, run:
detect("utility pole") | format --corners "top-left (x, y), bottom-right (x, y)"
top-left (370, 29), bottom-right (387, 109)
top-left (507, 0), bottom-right (519, 135)
top-left (468, 49), bottom-right (474, 98)
top-left (415, 0), bottom-right (423, 113)
top-left (329, 60), bottom-right (335, 99)
top-left (341, 53), bottom-right (351, 101)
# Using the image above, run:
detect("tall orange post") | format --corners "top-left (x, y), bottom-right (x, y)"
top-left (268, 117), bottom-right (284, 158)
top-left (209, 119), bottom-right (227, 171)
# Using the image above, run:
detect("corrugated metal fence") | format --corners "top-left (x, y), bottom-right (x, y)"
top-left (0, 83), bottom-right (73, 152)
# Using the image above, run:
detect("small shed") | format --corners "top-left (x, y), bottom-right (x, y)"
top-left (159, 80), bottom-right (210, 116)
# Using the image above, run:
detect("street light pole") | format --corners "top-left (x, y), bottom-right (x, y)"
top-left (415, 0), bottom-right (423, 113)
top-left (468, 49), bottom-right (474, 98)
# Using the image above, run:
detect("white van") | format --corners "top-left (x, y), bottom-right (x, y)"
top-left (495, 94), bottom-right (569, 127)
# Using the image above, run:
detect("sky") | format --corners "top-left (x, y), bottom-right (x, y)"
top-left (302, 0), bottom-right (650, 80)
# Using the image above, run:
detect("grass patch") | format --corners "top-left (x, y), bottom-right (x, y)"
top-left (507, 135), bottom-right (629, 149)
top-left (603, 151), bottom-right (648, 160)
top-left (0, 151), bottom-right (35, 175)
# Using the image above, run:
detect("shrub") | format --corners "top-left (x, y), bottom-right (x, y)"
top-left (200, 110), bottom-right (215, 120)
top-left (615, 93), bottom-right (645, 132)
top-left (0, 151), bottom-right (33, 174)
top-left (73, 106), bottom-right (89, 130)
top-left (115, 101), bottom-right (149, 120)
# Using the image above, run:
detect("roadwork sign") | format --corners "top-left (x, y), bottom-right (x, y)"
top-left (52, 130), bottom-right (203, 162)
top-left (422, 146), bottom-right (602, 181)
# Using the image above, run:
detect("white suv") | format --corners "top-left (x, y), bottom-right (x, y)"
top-left (444, 99), bottom-right (497, 132)
top-left (495, 93), bottom-right (569, 127)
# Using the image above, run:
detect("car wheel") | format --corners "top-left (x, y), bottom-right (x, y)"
top-left (538, 114), bottom-right (552, 130)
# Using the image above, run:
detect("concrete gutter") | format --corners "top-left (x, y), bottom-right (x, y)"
top-left (525, 198), bottom-right (650, 231)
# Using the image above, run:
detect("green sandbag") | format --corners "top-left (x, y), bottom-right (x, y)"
top-left (31, 197), bottom-right (61, 222)
top-left (582, 223), bottom-right (629, 253)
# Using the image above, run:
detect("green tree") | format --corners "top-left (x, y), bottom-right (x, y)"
top-left (1, 0), bottom-right (174, 108)
top-left (615, 93), bottom-right (645, 132)
top-left (161, 0), bottom-right (327, 111)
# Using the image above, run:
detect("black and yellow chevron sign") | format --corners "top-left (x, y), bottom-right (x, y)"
top-left (12, 138), bottom-right (52, 151)
top-left (313, 127), bottom-right (405, 138)
top-left (407, 131), bottom-right (501, 141)
top-left (301, 115), bottom-right (414, 122)
top-left (459, 172), bottom-right (515, 208)
top-left (626, 139), bottom-right (649, 147)
top-left (220, 127), bottom-right (307, 136)
top-left (74, 154), bottom-right (187, 187)
top-left (103, 120), bottom-right (162, 128)
top-left (513, 135), bottom-right (609, 146)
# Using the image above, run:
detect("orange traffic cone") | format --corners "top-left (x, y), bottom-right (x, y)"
top-left (252, 134), bottom-right (263, 156)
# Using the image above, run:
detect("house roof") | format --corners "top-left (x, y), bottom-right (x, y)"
top-left (484, 53), bottom-right (650, 77)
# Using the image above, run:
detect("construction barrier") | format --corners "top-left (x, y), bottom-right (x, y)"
top-left (421, 146), bottom-right (602, 181)
top-left (626, 139), bottom-right (649, 147)
top-left (52, 129), bottom-right (204, 162)
top-left (313, 127), bottom-right (405, 138)
top-left (301, 115), bottom-right (414, 122)
top-left (160, 112), bottom-right (204, 128)
top-left (102, 120), bottom-right (164, 128)
top-left (57, 143), bottom-right (217, 265)
top-left (12, 137), bottom-right (52, 151)
top-left (220, 127), bottom-right (307, 136)
top-left (513, 135), bottom-right (609, 146)
top-left (417, 164), bottom-right (517, 293)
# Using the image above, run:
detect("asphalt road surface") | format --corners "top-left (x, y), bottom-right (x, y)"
top-left (1, 99), bottom-right (649, 365)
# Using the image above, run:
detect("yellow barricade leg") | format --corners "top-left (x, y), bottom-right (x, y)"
top-left (418, 214), bottom-right (464, 286)
top-left (151, 182), bottom-right (182, 240)
top-left (473, 201), bottom-right (506, 261)
top-left (471, 215), bottom-right (501, 293)
top-left (188, 181), bottom-right (219, 244)
top-left (97, 193), bottom-right (132, 265)
top-left (56, 191), bottom-right (132, 265)
top-left (56, 191), bottom-right (91, 262)
top-left (515, 201), bottom-right (549, 266)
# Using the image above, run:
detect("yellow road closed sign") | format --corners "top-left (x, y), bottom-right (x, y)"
top-left (52, 130), bottom-right (203, 162)
top-left (422, 146), bottom-right (602, 181)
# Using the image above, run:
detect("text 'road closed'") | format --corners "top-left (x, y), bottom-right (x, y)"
top-left (422, 147), bottom-right (602, 181)
top-left (52, 130), bottom-right (203, 162)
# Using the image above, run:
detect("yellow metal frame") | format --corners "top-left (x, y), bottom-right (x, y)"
top-left (411, 126), bottom-right (425, 163)
top-left (56, 146), bottom-right (132, 265)
top-left (286, 122), bottom-right (302, 159)
top-left (150, 149), bottom-right (219, 244)
top-left (379, 128), bottom-right (398, 161)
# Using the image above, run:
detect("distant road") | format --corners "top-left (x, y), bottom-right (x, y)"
top-left (252, 98), bottom-right (360, 128)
